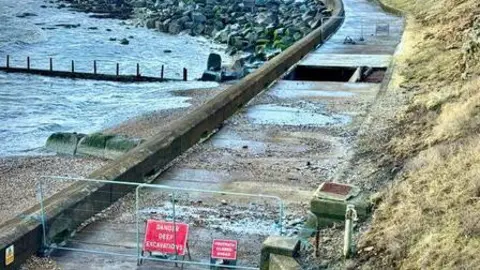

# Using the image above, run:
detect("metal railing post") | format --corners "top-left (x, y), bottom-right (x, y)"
top-left (172, 191), bottom-right (178, 266)
top-left (6, 55), bottom-right (9, 69)
top-left (36, 179), bottom-right (48, 248)
top-left (27, 56), bottom-right (30, 70)
top-left (136, 185), bottom-right (142, 266)
top-left (49, 58), bottom-right (53, 71)
top-left (343, 204), bottom-right (357, 258)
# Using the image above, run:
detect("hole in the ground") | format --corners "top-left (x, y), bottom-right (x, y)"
top-left (284, 65), bottom-right (387, 82)
top-left (285, 65), bottom-right (357, 81)
top-left (362, 67), bottom-right (387, 83)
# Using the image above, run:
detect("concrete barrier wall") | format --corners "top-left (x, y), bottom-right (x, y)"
top-left (45, 132), bottom-right (143, 159)
top-left (0, 0), bottom-right (345, 268)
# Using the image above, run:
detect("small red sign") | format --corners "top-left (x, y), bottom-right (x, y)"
top-left (143, 220), bottom-right (189, 255)
top-left (211, 239), bottom-right (238, 260)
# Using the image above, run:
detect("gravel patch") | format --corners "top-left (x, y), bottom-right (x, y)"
top-left (0, 155), bottom-right (107, 224)
top-left (21, 256), bottom-right (60, 270)
top-left (104, 86), bottom-right (227, 139)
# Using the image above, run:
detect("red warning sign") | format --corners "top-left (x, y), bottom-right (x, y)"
top-left (211, 239), bottom-right (238, 260)
top-left (143, 220), bottom-right (189, 255)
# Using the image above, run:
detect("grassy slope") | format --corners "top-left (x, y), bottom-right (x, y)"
top-left (358, 0), bottom-right (480, 269)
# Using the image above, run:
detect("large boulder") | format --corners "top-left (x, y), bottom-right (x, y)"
top-left (154, 20), bottom-right (162, 30)
top-left (245, 32), bottom-right (257, 45)
top-left (192, 23), bottom-right (205, 35)
top-left (161, 18), bottom-right (172, 32)
top-left (214, 20), bottom-right (224, 30)
top-left (178, 15), bottom-right (191, 25)
top-left (191, 12), bottom-right (207, 24)
top-left (184, 21), bottom-right (195, 30)
top-left (214, 28), bottom-right (229, 43)
top-left (132, 0), bottom-right (147, 8)
top-left (207, 53), bottom-right (222, 71)
top-left (146, 19), bottom-right (156, 29)
top-left (309, 18), bottom-right (322, 29)
top-left (231, 58), bottom-right (246, 76)
top-left (168, 20), bottom-right (182, 34)
top-left (201, 70), bottom-right (222, 81)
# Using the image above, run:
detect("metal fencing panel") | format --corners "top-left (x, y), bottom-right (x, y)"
top-left (320, 16), bottom-right (403, 43)
top-left (37, 176), bottom-right (284, 269)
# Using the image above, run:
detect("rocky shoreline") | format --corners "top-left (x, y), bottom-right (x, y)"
top-left (61, 0), bottom-right (330, 79)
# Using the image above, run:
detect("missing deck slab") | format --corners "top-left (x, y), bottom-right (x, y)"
top-left (285, 66), bottom-right (357, 82)
top-left (284, 65), bottom-right (387, 83)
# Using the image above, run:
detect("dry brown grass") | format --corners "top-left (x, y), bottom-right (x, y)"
top-left (357, 0), bottom-right (480, 269)
top-left (361, 139), bottom-right (480, 269)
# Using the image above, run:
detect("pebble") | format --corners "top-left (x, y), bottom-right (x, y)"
top-left (364, 246), bottom-right (374, 252)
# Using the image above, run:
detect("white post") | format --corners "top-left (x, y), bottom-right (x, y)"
top-left (343, 204), bottom-right (357, 258)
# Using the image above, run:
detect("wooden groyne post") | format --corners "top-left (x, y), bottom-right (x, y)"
top-left (1, 56), bottom-right (185, 83)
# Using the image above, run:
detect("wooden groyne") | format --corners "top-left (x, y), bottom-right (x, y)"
top-left (0, 55), bottom-right (189, 82)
